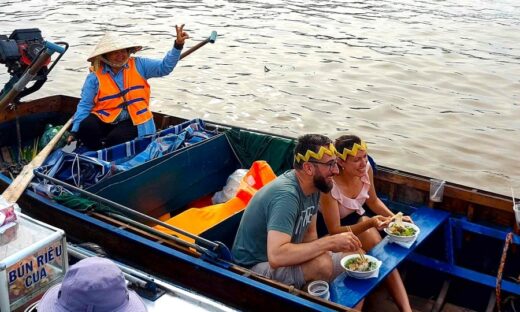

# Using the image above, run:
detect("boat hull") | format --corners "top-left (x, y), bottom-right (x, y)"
top-left (1, 95), bottom-right (519, 311)
top-left (0, 176), bottom-right (337, 311)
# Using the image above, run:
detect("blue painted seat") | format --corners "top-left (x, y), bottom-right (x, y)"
top-left (408, 217), bottom-right (520, 296)
top-left (330, 207), bottom-right (450, 307)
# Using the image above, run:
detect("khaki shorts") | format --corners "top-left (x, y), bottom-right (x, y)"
top-left (251, 262), bottom-right (306, 289)
top-left (251, 252), bottom-right (344, 289)
top-left (331, 251), bottom-right (345, 279)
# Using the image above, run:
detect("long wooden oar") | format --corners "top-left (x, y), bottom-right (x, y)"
top-left (1, 118), bottom-right (72, 203)
top-left (180, 31), bottom-right (217, 60)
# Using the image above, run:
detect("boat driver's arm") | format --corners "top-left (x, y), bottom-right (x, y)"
top-left (68, 73), bottom-right (98, 143)
top-left (136, 25), bottom-right (189, 79)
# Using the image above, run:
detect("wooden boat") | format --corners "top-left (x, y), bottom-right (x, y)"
top-left (1, 95), bottom-right (519, 312)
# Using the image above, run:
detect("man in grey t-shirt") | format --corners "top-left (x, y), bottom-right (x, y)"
top-left (232, 134), bottom-right (361, 289)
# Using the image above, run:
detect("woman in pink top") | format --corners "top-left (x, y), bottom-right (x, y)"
top-left (318, 134), bottom-right (412, 312)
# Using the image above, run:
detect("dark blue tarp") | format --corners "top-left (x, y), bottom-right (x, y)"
top-left (34, 119), bottom-right (216, 189)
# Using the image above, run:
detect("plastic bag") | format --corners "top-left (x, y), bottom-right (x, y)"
top-left (212, 169), bottom-right (248, 204)
top-left (0, 205), bottom-right (18, 245)
top-left (38, 124), bottom-right (69, 151)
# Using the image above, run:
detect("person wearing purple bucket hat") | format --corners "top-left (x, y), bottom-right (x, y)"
top-left (37, 256), bottom-right (147, 312)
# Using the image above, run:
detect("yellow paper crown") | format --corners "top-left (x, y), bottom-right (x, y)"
top-left (335, 141), bottom-right (367, 160)
top-left (295, 143), bottom-right (336, 163)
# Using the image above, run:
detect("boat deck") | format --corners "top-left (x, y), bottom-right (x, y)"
top-left (365, 285), bottom-right (477, 312)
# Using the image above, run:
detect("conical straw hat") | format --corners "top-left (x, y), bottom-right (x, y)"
top-left (87, 32), bottom-right (143, 62)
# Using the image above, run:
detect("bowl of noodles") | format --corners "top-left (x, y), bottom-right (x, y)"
top-left (384, 221), bottom-right (420, 243)
top-left (340, 254), bottom-right (381, 279)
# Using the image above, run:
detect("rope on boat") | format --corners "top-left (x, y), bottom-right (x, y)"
top-left (0, 161), bottom-right (26, 178)
top-left (15, 107), bottom-right (22, 163)
top-left (496, 231), bottom-right (513, 312)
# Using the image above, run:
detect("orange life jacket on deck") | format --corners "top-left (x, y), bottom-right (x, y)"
top-left (154, 161), bottom-right (277, 243)
top-left (92, 58), bottom-right (153, 125)
top-left (235, 160), bottom-right (277, 203)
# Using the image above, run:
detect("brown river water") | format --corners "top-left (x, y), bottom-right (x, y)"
top-left (1, 0), bottom-right (519, 197)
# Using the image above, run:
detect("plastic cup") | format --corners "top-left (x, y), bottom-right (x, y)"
top-left (307, 280), bottom-right (330, 300)
top-left (429, 178), bottom-right (446, 202)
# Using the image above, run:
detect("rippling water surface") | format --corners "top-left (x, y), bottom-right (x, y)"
top-left (1, 0), bottom-right (519, 196)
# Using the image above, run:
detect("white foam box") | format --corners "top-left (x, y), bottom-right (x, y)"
top-left (0, 213), bottom-right (68, 311)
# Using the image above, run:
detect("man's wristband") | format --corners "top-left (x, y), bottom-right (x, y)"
top-left (174, 41), bottom-right (184, 50)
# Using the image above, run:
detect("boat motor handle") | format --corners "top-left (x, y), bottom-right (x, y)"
top-left (0, 41), bottom-right (68, 110)
top-left (45, 41), bottom-right (66, 54)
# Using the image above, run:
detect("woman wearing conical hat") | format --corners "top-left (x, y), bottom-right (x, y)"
top-left (67, 25), bottom-right (189, 150)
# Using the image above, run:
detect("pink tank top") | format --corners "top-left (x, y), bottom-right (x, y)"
top-left (329, 162), bottom-right (371, 218)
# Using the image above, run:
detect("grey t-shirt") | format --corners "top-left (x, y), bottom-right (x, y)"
top-left (232, 170), bottom-right (320, 267)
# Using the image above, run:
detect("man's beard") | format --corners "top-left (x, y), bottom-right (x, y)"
top-left (313, 172), bottom-right (333, 193)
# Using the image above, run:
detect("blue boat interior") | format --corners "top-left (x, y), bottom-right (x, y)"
top-left (89, 133), bottom-right (241, 220)
top-left (79, 127), bottom-right (296, 249)
top-left (4, 112), bottom-right (520, 311)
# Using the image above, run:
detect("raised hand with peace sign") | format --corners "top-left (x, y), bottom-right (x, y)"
top-left (175, 24), bottom-right (189, 47)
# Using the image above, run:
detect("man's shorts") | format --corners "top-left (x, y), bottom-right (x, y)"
top-left (251, 262), bottom-right (306, 289)
top-left (250, 252), bottom-right (344, 289)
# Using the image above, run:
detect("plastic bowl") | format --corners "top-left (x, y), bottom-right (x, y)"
top-left (384, 221), bottom-right (420, 243)
top-left (340, 254), bottom-right (380, 279)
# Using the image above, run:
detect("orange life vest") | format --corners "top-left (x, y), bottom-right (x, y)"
top-left (92, 58), bottom-right (153, 125)
top-left (154, 161), bottom-right (277, 243)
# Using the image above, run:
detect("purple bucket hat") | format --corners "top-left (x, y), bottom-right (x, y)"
top-left (37, 257), bottom-right (147, 312)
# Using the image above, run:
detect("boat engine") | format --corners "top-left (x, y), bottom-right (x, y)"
top-left (0, 28), bottom-right (67, 104)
